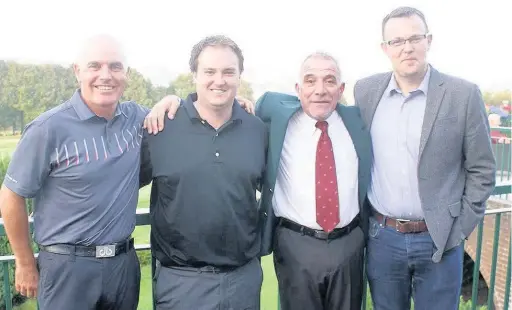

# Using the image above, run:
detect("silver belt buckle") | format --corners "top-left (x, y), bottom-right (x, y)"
top-left (96, 245), bottom-right (116, 258)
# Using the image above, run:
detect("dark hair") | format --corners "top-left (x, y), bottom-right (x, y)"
top-left (189, 35), bottom-right (244, 73)
top-left (382, 7), bottom-right (429, 39)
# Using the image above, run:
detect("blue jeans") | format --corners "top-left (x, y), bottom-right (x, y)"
top-left (366, 216), bottom-right (463, 310)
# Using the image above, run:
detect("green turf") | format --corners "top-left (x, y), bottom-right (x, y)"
top-left (0, 136), bottom-right (19, 157)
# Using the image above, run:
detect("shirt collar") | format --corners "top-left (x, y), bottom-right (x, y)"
top-left (387, 65), bottom-right (431, 96)
top-left (301, 110), bottom-right (340, 133)
top-left (71, 89), bottom-right (127, 121)
top-left (183, 92), bottom-right (245, 122)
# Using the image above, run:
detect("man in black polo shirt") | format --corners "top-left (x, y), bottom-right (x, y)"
top-left (141, 35), bottom-right (267, 310)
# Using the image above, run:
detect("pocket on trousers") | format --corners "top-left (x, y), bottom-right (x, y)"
top-left (37, 252), bottom-right (69, 298)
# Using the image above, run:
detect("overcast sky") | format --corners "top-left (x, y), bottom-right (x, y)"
top-left (1, 0), bottom-right (510, 102)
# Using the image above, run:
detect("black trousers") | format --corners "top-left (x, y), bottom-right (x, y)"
top-left (36, 247), bottom-right (141, 310)
top-left (273, 223), bottom-right (365, 310)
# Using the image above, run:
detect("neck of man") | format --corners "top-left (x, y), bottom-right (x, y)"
top-left (81, 96), bottom-right (117, 120)
top-left (394, 64), bottom-right (428, 96)
top-left (194, 99), bottom-right (233, 130)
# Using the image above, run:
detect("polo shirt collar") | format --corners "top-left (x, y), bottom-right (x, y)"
top-left (183, 92), bottom-right (245, 122)
top-left (71, 89), bottom-right (127, 121)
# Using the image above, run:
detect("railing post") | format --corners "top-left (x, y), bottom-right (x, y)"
top-left (3, 261), bottom-right (12, 310)
top-left (471, 220), bottom-right (484, 310)
top-left (487, 213), bottom-right (502, 310)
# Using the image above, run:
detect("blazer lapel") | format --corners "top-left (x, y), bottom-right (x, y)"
top-left (268, 101), bottom-right (301, 189)
top-left (367, 73), bottom-right (392, 128)
top-left (419, 68), bottom-right (446, 158)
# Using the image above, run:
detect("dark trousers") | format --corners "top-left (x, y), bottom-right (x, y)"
top-left (273, 223), bottom-right (365, 310)
top-left (36, 247), bottom-right (141, 310)
top-left (154, 257), bottom-right (263, 310)
top-left (366, 216), bottom-right (463, 310)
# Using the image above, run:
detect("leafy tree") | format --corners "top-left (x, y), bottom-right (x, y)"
top-left (483, 89), bottom-right (511, 107)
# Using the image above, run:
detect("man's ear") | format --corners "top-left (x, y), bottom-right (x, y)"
top-left (339, 82), bottom-right (346, 95)
top-left (426, 34), bottom-right (433, 51)
top-left (73, 63), bottom-right (81, 84)
top-left (295, 82), bottom-right (300, 95)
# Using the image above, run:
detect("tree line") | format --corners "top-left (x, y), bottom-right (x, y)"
top-left (0, 60), bottom-right (254, 132)
top-left (1, 60), bottom-right (509, 133)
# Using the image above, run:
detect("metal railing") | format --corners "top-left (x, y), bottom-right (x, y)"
top-left (491, 126), bottom-right (511, 201)
top-left (0, 184), bottom-right (510, 310)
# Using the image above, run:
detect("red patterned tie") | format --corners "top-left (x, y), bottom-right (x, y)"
top-left (315, 121), bottom-right (340, 232)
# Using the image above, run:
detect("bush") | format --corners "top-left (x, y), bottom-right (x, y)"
top-left (0, 156), bottom-right (21, 308)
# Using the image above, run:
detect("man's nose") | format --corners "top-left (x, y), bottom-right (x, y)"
top-left (403, 40), bottom-right (414, 53)
top-left (314, 82), bottom-right (327, 95)
top-left (98, 65), bottom-right (113, 79)
top-left (213, 73), bottom-right (226, 86)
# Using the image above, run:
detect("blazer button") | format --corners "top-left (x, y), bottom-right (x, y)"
top-left (269, 188), bottom-right (273, 192)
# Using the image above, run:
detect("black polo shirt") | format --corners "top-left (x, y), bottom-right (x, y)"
top-left (142, 93), bottom-right (268, 268)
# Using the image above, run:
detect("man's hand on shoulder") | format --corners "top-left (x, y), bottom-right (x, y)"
top-left (143, 95), bottom-right (182, 135)
top-left (236, 96), bottom-right (255, 115)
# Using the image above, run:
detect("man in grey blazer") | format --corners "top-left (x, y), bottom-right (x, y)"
top-left (354, 6), bottom-right (496, 310)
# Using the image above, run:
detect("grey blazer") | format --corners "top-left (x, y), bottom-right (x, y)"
top-left (354, 66), bottom-right (496, 262)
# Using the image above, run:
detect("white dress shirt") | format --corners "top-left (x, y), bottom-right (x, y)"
top-left (272, 110), bottom-right (360, 230)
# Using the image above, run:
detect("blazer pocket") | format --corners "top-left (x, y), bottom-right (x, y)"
top-left (448, 201), bottom-right (462, 217)
top-left (434, 116), bottom-right (458, 127)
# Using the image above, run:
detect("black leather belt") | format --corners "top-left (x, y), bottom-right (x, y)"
top-left (38, 238), bottom-right (134, 258)
top-left (279, 217), bottom-right (360, 240)
top-left (164, 264), bottom-right (238, 274)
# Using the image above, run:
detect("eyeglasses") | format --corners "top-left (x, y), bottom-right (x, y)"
top-left (384, 34), bottom-right (430, 47)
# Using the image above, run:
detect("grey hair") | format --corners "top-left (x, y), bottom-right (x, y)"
top-left (298, 51), bottom-right (343, 85)
top-left (189, 35), bottom-right (244, 73)
top-left (382, 7), bottom-right (429, 39)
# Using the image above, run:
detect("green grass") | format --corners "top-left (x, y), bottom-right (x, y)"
top-left (0, 135), bottom-right (20, 157)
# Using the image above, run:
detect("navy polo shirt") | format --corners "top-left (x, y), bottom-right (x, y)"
top-left (3, 90), bottom-right (149, 246)
top-left (143, 93), bottom-right (268, 268)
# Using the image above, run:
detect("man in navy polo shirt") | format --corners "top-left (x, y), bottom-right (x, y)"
top-left (0, 34), bottom-right (153, 309)
top-left (142, 35), bottom-right (267, 310)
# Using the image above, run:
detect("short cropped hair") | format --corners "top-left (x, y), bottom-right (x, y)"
top-left (382, 7), bottom-right (429, 39)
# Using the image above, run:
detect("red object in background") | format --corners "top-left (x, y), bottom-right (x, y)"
top-left (490, 130), bottom-right (508, 144)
